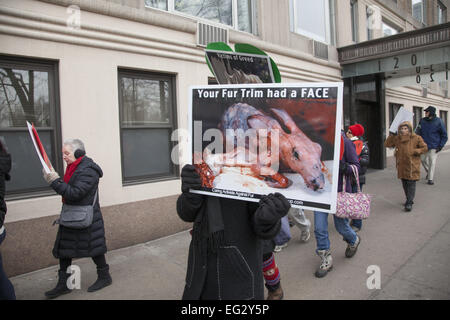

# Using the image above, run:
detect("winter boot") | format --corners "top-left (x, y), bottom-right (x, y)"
top-left (45, 270), bottom-right (72, 299)
top-left (87, 265), bottom-right (112, 292)
top-left (345, 235), bottom-right (361, 258)
top-left (267, 284), bottom-right (284, 300)
top-left (315, 250), bottom-right (333, 278)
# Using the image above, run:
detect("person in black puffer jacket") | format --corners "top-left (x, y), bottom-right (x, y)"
top-left (177, 165), bottom-right (290, 300)
top-left (42, 139), bottom-right (111, 299)
top-left (0, 138), bottom-right (16, 300)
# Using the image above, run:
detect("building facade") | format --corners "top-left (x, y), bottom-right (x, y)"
top-left (0, 0), bottom-right (448, 276)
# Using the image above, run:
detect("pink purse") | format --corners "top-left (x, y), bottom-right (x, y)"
top-left (335, 165), bottom-right (371, 219)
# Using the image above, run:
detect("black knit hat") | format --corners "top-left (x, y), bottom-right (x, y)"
top-left (424, 106), bottom-right (436, 116)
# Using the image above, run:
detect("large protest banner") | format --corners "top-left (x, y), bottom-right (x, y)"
top-left (188, 82), bottom-right (343, 213)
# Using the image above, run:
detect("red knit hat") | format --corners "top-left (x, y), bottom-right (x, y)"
top-left (349, 124), bottom-right (364, 137)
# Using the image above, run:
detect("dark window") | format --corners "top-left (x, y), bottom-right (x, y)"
top-left (0, 55), bottom-right (61, 199)
top-left (389, 103), bottom-right (402, 126)
top-left (413, 106), bottom-right (423, 131)
top-left (351, 0), bottom-right (358, 42)
top-left (440, 110), bottom-right (448, 132)
top-left (118, 69), bottom-right (178, 185)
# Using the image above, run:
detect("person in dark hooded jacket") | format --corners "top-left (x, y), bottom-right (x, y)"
top-left (42, 139), bottom-right (111, 299)
top-left (415, 106), bottom-right (448, 185)
top-left (177, 164), bottom-right (290, 300)
top-left (0, 137), bottom-right (16, 300)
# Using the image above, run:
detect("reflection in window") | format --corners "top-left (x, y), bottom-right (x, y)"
top-left (118, 70), bottom-right (177, 184)
top-left (175, 0), bottom-right (232, 26)
top-left (145, 0), bottom-right (256, 34)
top-left (0, 69), bottom-right (50, 127)
top-left (438, 1), bottom-right (447, 24)
top-left (290, 0), bottom-right (334, 44)
top-left (382, 21), bottom-right (400, 37)
top-left (412, 0), bottom-right (426, 24)
top-left (0, 57), bottom-right (61, 198)
top-left (351, 0), bottom-right (358, 42)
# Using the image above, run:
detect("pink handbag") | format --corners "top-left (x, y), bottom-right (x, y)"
top-left (335, 165), bottom-right (371, 219)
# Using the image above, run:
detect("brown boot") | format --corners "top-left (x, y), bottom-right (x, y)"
top-left (267, 284), bottom-right (284, 300)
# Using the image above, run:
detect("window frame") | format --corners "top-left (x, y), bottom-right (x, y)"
top-left (440, 110), bottom-right (448, 132)
top-left (389, 103), bottom-right (403, 127)
top-left (144, 0), bottom-right (257, 35)
top-left (351, 0), bottom-right (359, 43)
top-left (0, 55), bottom-right (62, 200)
top-left (117, 68), bottom-right (179, 186)
top-left (413, 106), bottom-right (423, 131)
top-left (437, 1), bottom-right (447, 24)
top-left (411, 0), bottom-right (426, 24)
top-left (289, 0), bottom-right (333, 44)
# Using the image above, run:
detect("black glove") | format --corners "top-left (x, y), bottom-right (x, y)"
top-left (257, 193), bottom-right (291, 222)
top-left (181, 164), bottom-right (202, 193)
top-left (436, 147), bottom-right (442, 153)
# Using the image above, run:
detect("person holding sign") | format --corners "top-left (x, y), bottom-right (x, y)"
top-left (385, 122), bottom-right (428, 212)
top-left (42, 139), bottom-right (111, 298)
top-left (177, 164), bottom-right (290, 300)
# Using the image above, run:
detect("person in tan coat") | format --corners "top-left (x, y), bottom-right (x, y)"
top-left (385, 121), bottom-right (428, 212)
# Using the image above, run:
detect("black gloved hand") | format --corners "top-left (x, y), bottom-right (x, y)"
top-left (436, 147), bottom-right (442, 153)
top-left (258, 192), bottom-right (291, 222)
top-left (181, 164), bottom-right (202, 193)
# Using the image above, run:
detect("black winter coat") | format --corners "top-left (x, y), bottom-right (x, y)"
top-left (177, 194), bottom-right (282, 300)
top-left (0, 149), bottom-right (11, 230)
top-left (50, 157), bottom-right (107, 259)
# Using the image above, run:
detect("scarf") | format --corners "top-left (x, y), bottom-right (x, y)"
top-left (194, 197), bottom-right (225, 256)
top-left (63, 156), bottom-right (84, 183)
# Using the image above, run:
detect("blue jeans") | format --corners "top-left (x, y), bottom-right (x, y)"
top-left (314, 211), bottom-right (357, 252)
top-left (0, 231), bottom-right (16, 300)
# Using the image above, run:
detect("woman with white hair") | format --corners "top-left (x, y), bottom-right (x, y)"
top-left (42, 139), bottom-right (111, 298)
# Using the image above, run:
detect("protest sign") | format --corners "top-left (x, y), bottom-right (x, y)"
top-left (26, 121), bottom-right (52, 173)
top-left (205, 49), bottom-right (275, 84)
top-left (389, 107), bottom-right (414, 133)
top-left (188, 82), bottom-right (343, 213)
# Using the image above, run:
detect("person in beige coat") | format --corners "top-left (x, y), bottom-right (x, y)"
top-left (385, 121), bottom-right (428, 212)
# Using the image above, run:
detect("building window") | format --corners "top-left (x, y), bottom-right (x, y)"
top-left (437, 1), bottom-right (447, 24)
top-left (413, 106), bottom-right (423, 130)
top-left (289, 0), bottom-right (334, 44)
top-left (382, 20), bottom-right (401, 37)
top-left (0, 55), bottom-right (61, 199)
top-left (412, 0), bottom-right (426, 24)
top-left (145, 0), bottom-right (257, 34)
top-left (366, 6), bottom-right (373, 40)
top-left (351, 0), bottom-right (359, 42)
top-left (440, 110), bottom-right (448, 132)
top-left (118, 69), bottom-right (177, 185)
top-left (389, 103), bottom-right (402, 126)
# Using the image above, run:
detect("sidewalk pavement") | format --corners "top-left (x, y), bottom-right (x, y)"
top-left (10, 150), bottom-right (450, 300)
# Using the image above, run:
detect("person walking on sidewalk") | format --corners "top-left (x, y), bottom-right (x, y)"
top-left (313, 133), bottom-right (362, 278)
top-left (415, 106), bottom-right (448, 185)
top-left (42, 139), bottom-right (112, 299)
top-left (176, 164), bottom-right (290, 300)
top-left (287, 208), bottom-right (311, 243)
top-left (346, 124), bottom-right (370, 232)
top-left (0, 138), bottom-right (15, 300)
top-left (385, 122), bottom-right (428, 212)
